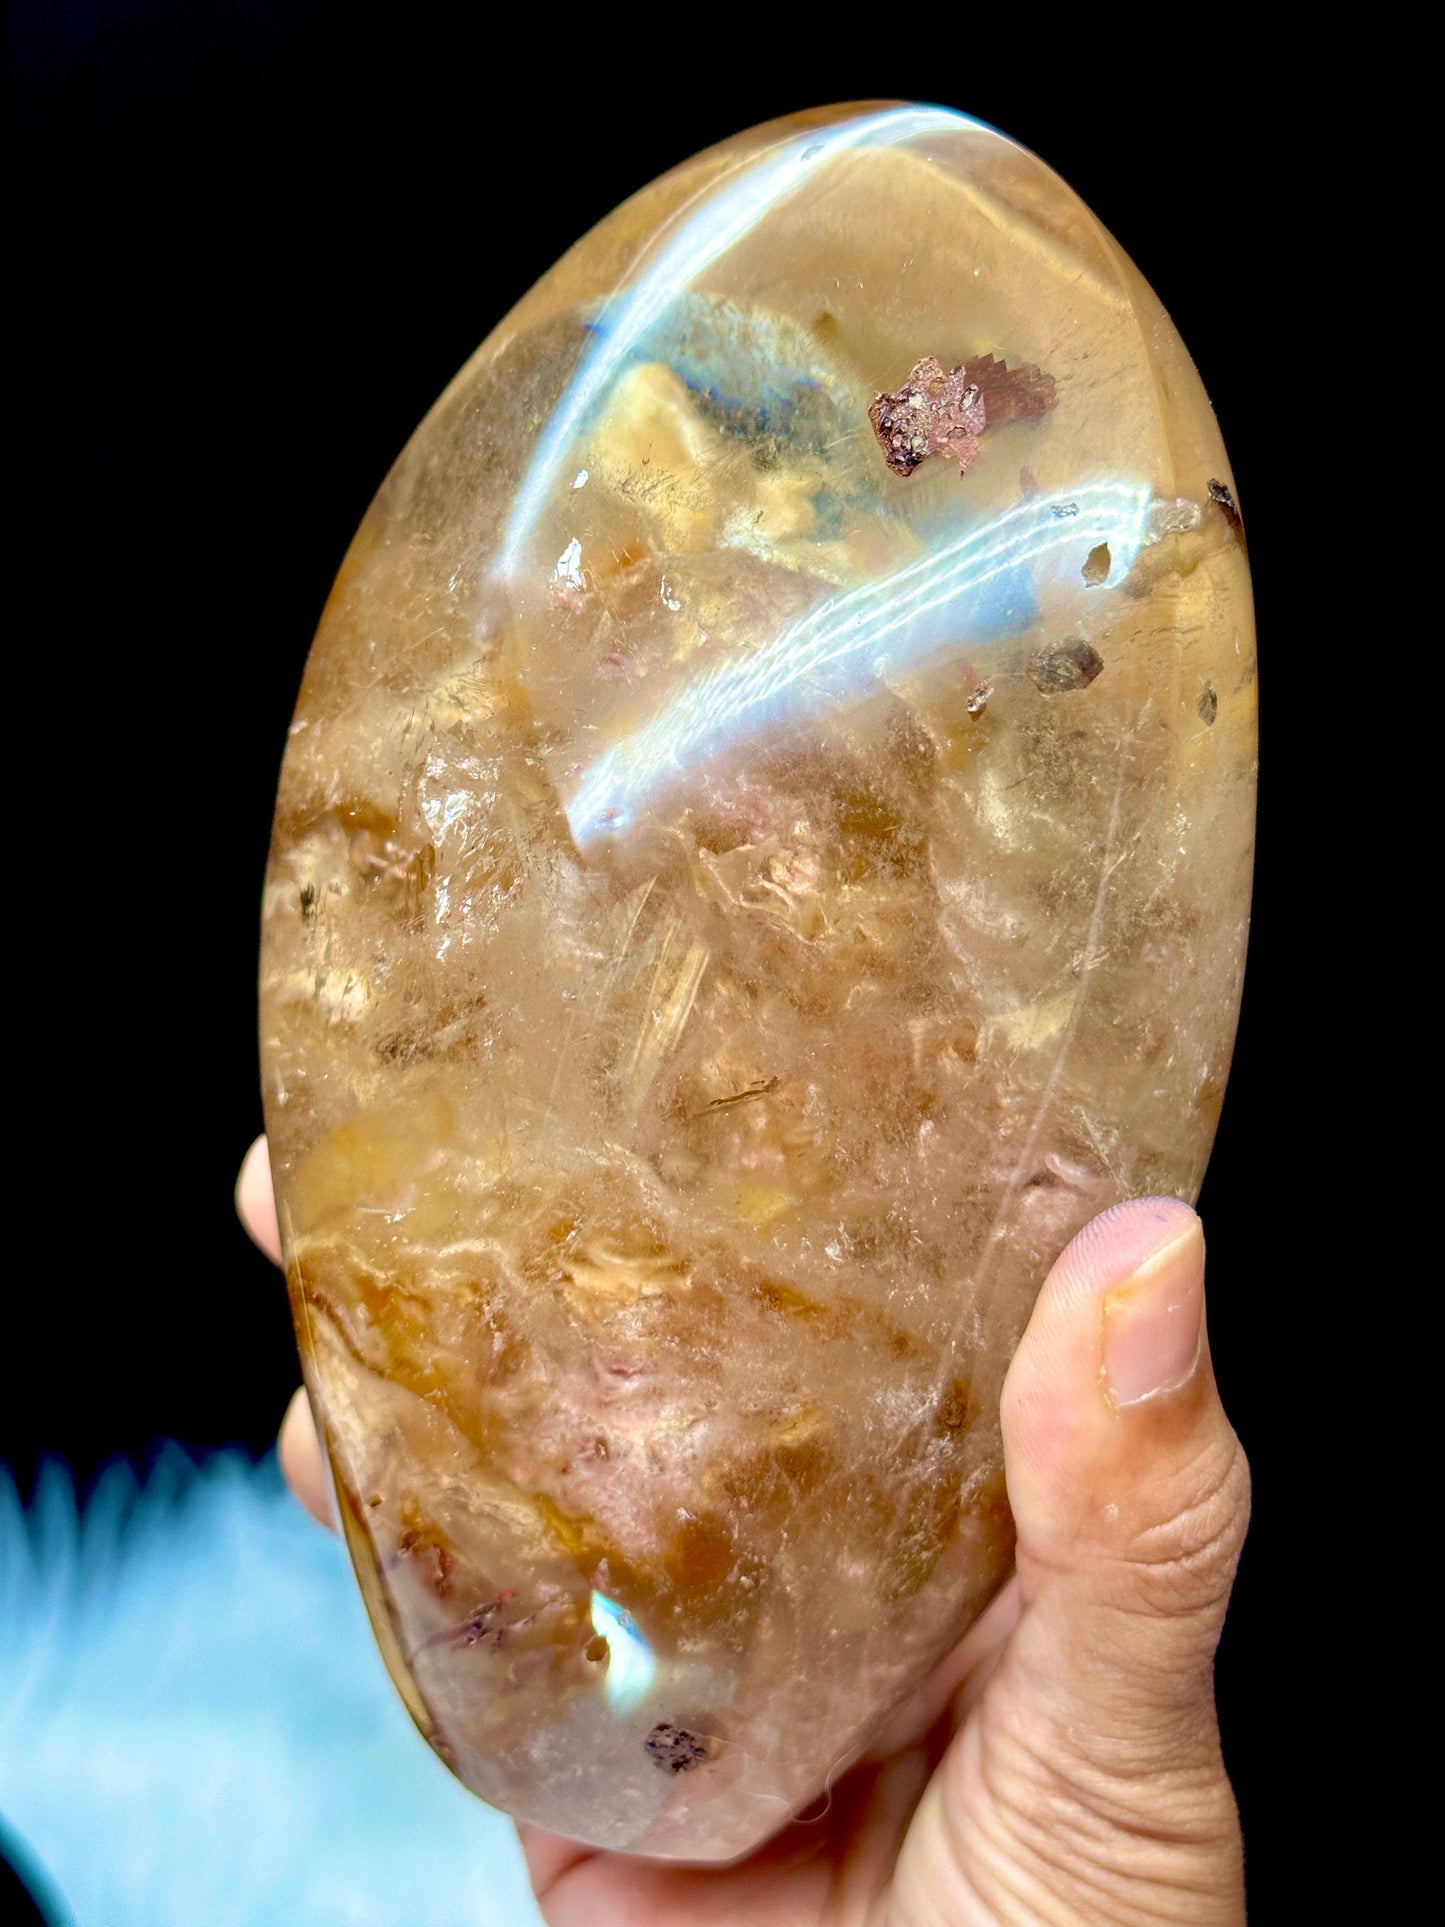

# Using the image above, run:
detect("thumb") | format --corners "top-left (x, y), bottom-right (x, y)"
top-left (997, 1196), bottom-right (1249, 1818)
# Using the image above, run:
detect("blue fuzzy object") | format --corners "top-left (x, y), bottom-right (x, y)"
top-left (0, 1449), bottom-right (544, 1926)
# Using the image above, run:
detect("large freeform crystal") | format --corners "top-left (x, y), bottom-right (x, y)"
top-left (260, 104), bottom-right (1255, 1860)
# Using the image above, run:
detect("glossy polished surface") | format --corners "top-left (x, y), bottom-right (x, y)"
top-left (261, 103), bottom-right (1255, 1859)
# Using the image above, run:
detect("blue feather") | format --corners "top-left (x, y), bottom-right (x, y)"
top-left (0, 1449), bottom-right (544, 1926)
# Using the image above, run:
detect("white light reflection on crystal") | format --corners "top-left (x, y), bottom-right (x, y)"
top-left (495, 104), bottom-right (966, 579)
top-left (566, 482), bottom-right (1152, 843)
top-left (589, 1591), bottom-right (656, 1712)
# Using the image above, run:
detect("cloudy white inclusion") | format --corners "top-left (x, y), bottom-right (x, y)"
top-left (565, 481), bottom-right (1154, 843)
top-left (494, 103), bottom-right (970, 579)
top-left (551, 537), bottom-right (585, 591)
top-left (589, 1590), bottom-right (656, 1713)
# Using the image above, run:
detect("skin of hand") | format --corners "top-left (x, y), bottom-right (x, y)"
top-left (237, 1136), bottom-right (1249, 1926)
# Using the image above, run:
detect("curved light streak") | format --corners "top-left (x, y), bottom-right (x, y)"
top-left (589, 1590), bottom-right (656, 1713)
top-left (496, 104), bottom-right (969, 579)
top-left (566, 482), bottom-right (1153, 843)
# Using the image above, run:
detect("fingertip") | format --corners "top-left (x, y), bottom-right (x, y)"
top-left (1000, 1191), bottom-right (1245, 1653)
top-left (1045, 1195), bottom-right (1201, 1313)
top-left (236, 1135), bottom-right (283, 1265)
top-left (517, 1825), bottom-right (598, 1904)
top-left (279, 1386), bottom-right (336, 1529)
top-left (949, 1207), bottom-right (1247, 1901)
top-left (1001, 1194), bottom-right (1213, 1488)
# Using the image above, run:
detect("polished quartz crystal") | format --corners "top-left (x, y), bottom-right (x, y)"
top-left (260, 104), bottom-right (1255, 1860)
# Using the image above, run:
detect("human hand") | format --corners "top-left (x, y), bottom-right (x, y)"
top-left (238, 1139), bottom-right (1248, 1925)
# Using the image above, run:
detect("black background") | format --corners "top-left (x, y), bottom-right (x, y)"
top-left (7, 7), bottom-right (1334, 1914)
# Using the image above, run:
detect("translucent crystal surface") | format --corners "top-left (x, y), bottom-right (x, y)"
top-left (260, 103), bottom-right (1255, 1860)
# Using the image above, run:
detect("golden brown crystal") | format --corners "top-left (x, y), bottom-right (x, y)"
top-left (260, 103), bottom-right (1255, 1859)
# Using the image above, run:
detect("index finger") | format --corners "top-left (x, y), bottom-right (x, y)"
top-left (235, 1134), bottom-right (283, 1265)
